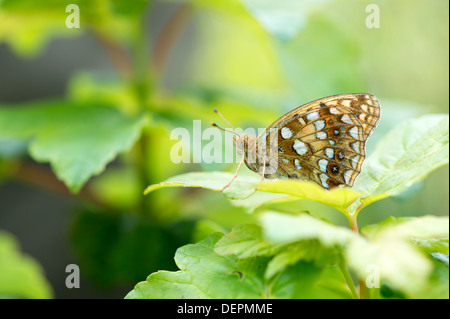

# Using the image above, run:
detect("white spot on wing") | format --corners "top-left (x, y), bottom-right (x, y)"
top-left (306, 111), bottom-right (320, 121)
top-left (294, 159), bottom-right (302, 170)
top-left (282, 158), bottom-right (289, 164)
top-left (329, 140), bottom-right (336, 146)
top-left (350, 155), bottom-right (360, 168)
top-left (341, 114), bottom-right (353, 124)
top-left (293, 140), bottom-right (308, 155)
top-left (314, 120), bottom-right (325, 131)
top-left (316, 131), bottom-right (327, 139)
top-left (325, 148), bottom-right (334, 159)
top-left (318, 159), bottom-right (329, 172)
top-left (320, 173), bottom-right (330, 189)
top-left (341, 100), bottom-right (351, 107)
top-left (351, 141), bottom-right (361, 153)
top-left (343, 170), bottom-right (353, 184)
top-left (281, 127), bottom-right (293, 139)
top-left (330, 107), bottom-right (340, 114)
top-left (349, 126), bottom-right (359, 139)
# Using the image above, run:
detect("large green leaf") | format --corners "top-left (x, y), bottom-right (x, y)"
top-left (214, 223), bottom-right (276, 258)
top-left (260, 212), bottom-right (449, 298)
top-left (125, 232), bottom-right (351, 299)
top-left (0, 101), bottom-right (146, 192)
top-left (261, 211), bottom-right (358, 247)
top-left (144, 171), bottom-right (260, 200)
top-left (143, 171), bottom-right (362, 214)
top-left (125, 233), bottom-right (268, 299)
top-left (346, 215), bottom-right (449, 298)
top-left (214, 223), bottom-right (341, 280)
top-left (353, 114), bottom-right (449, 207)
top-left (257, 180), bottom-right (363, 216)
top-left (0, 231), bottom-right (53, 299)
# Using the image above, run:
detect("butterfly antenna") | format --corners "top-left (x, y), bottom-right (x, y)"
top-left (214, 108), bottom-right (236, 130)
top-left (211, 122), bottom-right (240, 137)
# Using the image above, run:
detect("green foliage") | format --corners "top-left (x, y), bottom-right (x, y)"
top-left (354, 114), bottom-right (449, 205)
top-left (69, 208), bottom-right (193, 287)
top-left (127, 213), bottom-right (449, 299)
top-left (0, 231), bottom-right (53, 298)
top-left (0, 101), bottom-right (146, 192)
top-left (0, 0), bottom-right (447, 300)
top-left (125, 232), bottom-right (353, 299)
top-left (0, 0), bottom-right (150, 56)
top-left (137, 113), bottom-right (449, 299)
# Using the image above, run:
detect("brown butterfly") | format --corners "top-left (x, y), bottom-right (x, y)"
top-left (212, 93), bottom-right (380, 191)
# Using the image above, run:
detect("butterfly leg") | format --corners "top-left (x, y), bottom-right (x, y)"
top-left (221, 155), bottom-right (245, 192)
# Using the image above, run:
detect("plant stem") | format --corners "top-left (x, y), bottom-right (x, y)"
top-left (359, 278), bottom-right (366, 299)
top-left (13, 161), bottom-right (112, 210)
top-left (91, 30), bottom-right (131, 77)
top-left (151, 3), bottom-right (193, 79)
top-left (129, 16), bottom-right (155, 216)
top-left (338, 259), bottom-right (359, 299)
top-left (347, 213), bottom-right (368, 298)
top-left (349, 214), bottom-right (359, 234)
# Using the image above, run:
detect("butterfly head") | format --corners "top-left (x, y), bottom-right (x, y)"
top-left (232, 135), bottom-right (246, 155)
top-left (212, 108), bottom-right (258, 171)
top-left (232, 135), bottom-right (259, 174)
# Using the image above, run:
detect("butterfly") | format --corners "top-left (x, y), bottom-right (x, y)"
top-left (212, 93), bottom-right (380, 191)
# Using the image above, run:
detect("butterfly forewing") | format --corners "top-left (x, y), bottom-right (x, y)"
top-left (259, 93), bottom-right (380, 189)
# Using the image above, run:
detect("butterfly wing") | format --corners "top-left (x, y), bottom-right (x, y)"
top-left (259, 93), bottom-right (380, 189)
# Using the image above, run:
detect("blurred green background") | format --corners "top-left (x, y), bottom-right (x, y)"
top-left (0, 0), bottom-right (448, 298)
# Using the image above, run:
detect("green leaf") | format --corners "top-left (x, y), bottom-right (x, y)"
top-left (270, 262), bottom-right (351, 299)
top-left (265, 241), bottom-right (341, 280)
top-left (143, 171), bottom-right (362, 214)
top-left (144, 171), bottom-right (259, 200)
top-left (125, 233), bottom-right (269, 299)
top-left (260, 212), bottom-right (449, 298)
top-left (125, 232), bottom-right (351, 299)
top-left (361, 216), bottom-right (415, 240)
top-left (0, 231), bottom-right (53, 299)
top-left (0, 101), bottom-right (146, 192)
top-left (68, 72), bottom-right (139, 115)
top-left (412, 238), bottom-right (449, 255)
top-left (215, 223), bottom-right (341, 280)
top-left (363, 215), bottom-right (449, 242)
top-left (214, 224), bottom-right (276, 258)
top-left (346, 215), bottom-right (449, 298)
top-left (354, 114), bottom-right (449, 207)
top-left (261, 211), bottom-right (358, 247)
top-left (257, 180), bottom-right (363, 215)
